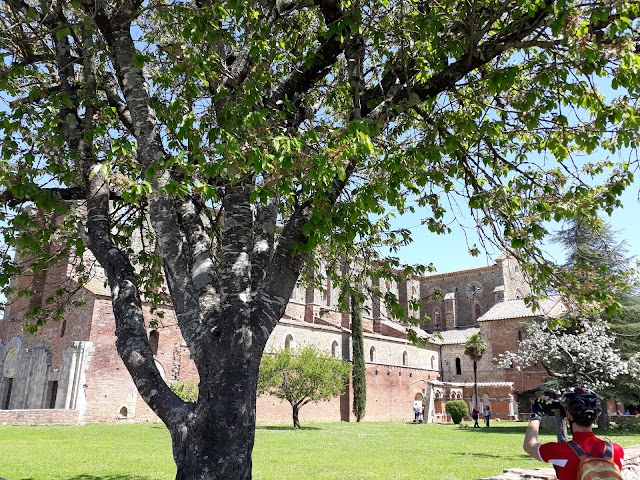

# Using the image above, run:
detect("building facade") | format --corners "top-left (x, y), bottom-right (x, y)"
top-left (0, 253), bottom-right (559, 425)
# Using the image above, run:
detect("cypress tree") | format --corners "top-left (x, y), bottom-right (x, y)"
top-left (351, 292), bottom-right (367, 422)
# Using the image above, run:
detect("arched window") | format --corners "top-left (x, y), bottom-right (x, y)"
top-left (119, 406), bottom-right (128, 418)
top-left (149, 330), bottom-right (159, 356)
top-left (402, 351), bottom-right (409, 366)
top-left (369, 346), bottom-right (376, 362)
top-left (474, 304), bottom-right (482, 321)
top-left (455, 357), bottom-right (462, 375)
top-left (331, 340), bottom-right (339, 358)
top-left (60, 319), bottom-right (67, 337)
top-left (433, 309), bottom-right (441, 327)
top-left (431, 355), bottom-right (436, 370)
top-left (284, 334), bottom-right (294, 350)
top-left (518, 330), bottom-right (523, 342)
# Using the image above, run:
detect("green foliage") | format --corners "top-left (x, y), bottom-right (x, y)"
top-left (552, 218), bottom-right (640, 400)
top-left (2, 0), bottom-right (640, 334)
top-left (2, 0), bottom-right (640, 475)
top-left (170, 381), bottom-right (199, 403)
top-left (553, 217), bottom-right (638, 309)
top-left (464, 333), bottom-right (487, 362)
top-left (351, 294), bottom-right (367, 421)
top-left (258, 345), bottom-right (351, 427)
top-left (445, 400), bottom-right (469, 425)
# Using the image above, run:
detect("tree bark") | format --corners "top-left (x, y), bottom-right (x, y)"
top-left (292, 403), bottom-right (301, 428)
top-left (473, 360), bottom-right (479, 407)
top-left (554, 412), bottom-right (569, 442)
top-left (168, 350), bottom-right (261, 480)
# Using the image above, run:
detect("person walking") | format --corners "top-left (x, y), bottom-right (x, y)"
top-left (471, 405), bottom-right (480, 428)
top-left (483, 405), bottom-right (491, 427)
top-left (523, 387), bottom-right (624, 480)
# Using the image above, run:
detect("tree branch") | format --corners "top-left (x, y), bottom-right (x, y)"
top-left (361, 0), bottom-right (554, 122)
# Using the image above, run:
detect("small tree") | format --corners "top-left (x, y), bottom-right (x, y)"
top-left (464, 333), bottom-right (487, 408)
top-left (258, 345), bottom-right (351, 428)
top-left (445, 400), bottom-right (468, 425)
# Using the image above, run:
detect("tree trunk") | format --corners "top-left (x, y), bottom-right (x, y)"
top-left (168, 352), bottom-right (261, 480)
top-left (598, 406), bottom-right (609, 431)
top-left (292, 404), bottom-right (301, 428)
top-left (554, 412), bottom-right (568, 442)
top-left (473, 360), bottom-right (479, 407)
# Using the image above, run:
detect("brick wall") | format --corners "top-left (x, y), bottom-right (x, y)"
top-left (480, 318), bottom-right (549, 391)
top-left (0, 408), bottom-right (80, 425)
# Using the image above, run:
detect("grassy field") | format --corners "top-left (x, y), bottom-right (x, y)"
top-left (1, 421), bottom-right (639, 480)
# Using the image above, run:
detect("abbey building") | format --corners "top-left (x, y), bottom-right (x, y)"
top-left (0, 253), bottom-right (567, 425)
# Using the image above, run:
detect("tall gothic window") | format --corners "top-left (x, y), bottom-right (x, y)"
top-left (455, 357), bottom-right (462, 375)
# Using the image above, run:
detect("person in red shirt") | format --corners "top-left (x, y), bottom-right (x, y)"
top-left (522, 387), bottom-right (624, 480)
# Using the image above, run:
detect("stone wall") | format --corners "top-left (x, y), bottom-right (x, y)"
top-left (478, 445), bottom-right (640, 480)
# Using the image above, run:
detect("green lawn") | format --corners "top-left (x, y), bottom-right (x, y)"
top-left (1, 421), bottom-right (638, 480)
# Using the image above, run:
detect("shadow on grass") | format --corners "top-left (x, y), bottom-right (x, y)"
top-left (257, 425), bottom-right (321, 431)
top-left (456, 425), bottom-right (529, 434)
top-left (16, 477), bottom-right (153, 480)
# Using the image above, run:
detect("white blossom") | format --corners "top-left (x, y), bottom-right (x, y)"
top-left (496, 318), bottom-right (628, 389)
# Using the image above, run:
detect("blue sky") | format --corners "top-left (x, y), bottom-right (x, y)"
top-left (390, 178), bottom-right (640, 274)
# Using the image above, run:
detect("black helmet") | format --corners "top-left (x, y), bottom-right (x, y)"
top-left (562, 387), bottom-right (601, 418)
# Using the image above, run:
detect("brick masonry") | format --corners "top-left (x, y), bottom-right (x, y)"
top-left (1, 254), bottom-right (552, 425)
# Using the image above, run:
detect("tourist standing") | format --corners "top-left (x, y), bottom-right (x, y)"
top-left (483, 405), bottom-right (491, 427)
top-left (523, 387), bottom-right (624, 480)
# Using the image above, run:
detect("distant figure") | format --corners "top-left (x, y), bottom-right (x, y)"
top-left (413, 403), bottom-right (421, 423)
top-left (624, 409), bottom-right (630, 416)
top-left (483, 405), bottom-right (491, 427)
top-left (471, 405), bottom-right (480, 428)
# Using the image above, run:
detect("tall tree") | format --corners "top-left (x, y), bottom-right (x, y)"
top-left (257, 345), bottom-right (351, 428)
top-left (553, 217), bottom-right (637, 309)
top-left (553, 216), bottom-right (640, 402)
top-left (464, 333), bottom-right (487, 407)
top-left (1, 1), bottom-right (640, 478)
top-left (350, 291), bottom-right (366, 422)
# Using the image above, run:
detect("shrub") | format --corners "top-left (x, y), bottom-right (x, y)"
top-left (445, 400), bottom-right (469, 424)
top-left (171, 381), bottom-right (199, 402)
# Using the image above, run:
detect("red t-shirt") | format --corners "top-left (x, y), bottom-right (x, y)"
top-left (538, 431), bottom-right (624, 480)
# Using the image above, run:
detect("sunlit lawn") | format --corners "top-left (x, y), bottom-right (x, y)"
top-left (1, 421), bottom-right (638, 480)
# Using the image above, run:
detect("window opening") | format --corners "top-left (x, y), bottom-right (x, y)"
top-left (2, 378), bottom-right (14, 410)
top-left (149, 330), bottom-right (159, 356)
top-left (48, 381), bottom-right (59, 409)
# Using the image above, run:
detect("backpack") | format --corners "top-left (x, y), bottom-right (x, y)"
top-left (566, 440), bottom-right (623, 480)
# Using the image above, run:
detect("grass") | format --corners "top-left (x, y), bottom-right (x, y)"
top-left (1, 421), bottom-right (638, 480)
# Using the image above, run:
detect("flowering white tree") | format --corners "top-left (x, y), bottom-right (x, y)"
top-left (497, 318), bottom-right (630, 390)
